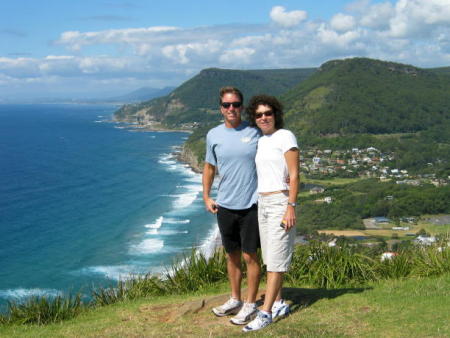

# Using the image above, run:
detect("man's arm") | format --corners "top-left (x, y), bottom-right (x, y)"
top-left (202, 162), bottom-right (218, 213)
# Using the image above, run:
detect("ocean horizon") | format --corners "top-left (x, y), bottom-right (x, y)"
top-left (0, 103), bottom-right (218, 308)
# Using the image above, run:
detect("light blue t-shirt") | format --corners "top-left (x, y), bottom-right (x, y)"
top-left (205, 121), bottom-right (260, 210)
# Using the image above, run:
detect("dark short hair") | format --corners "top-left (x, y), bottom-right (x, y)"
top-left (219, 86), bottom-right (243, 104)
top-left (246, 94), bottom-right (284, 129)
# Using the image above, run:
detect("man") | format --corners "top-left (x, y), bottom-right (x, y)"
top-left (202, 86), bottom-right (261, 325)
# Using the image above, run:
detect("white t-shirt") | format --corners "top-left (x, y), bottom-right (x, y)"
top-left (255, 129), bottom-right (298, 193)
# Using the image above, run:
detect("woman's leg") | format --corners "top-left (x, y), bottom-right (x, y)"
top-left (262, 271), bottom-right (283, 313)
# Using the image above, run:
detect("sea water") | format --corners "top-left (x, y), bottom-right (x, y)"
top-left (0, 104), bottom-right (218, 307)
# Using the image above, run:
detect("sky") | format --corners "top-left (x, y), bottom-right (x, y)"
top-left (1, 0), bottom-right (450, 100)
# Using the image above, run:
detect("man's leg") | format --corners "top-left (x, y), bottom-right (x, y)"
top-left (242, 251), bottom-right (260, 303)
top-left (227, 250), bottom-right (243, 300)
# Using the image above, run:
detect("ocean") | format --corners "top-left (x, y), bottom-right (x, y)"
top-left (0, 104), bottom-right (218, 307)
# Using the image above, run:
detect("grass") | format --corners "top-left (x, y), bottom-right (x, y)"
top-left (301, 175), bottom-right (363, 187)
top-left (1, 240), bottom-right (449, 335)
top-left (320, 220), bottom-right (450, 239)
top-left (1, 275), bottom-right (449, 337)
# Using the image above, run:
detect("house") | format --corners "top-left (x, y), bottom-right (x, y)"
top-left (310, 186), bottom-right (325, 194)
top-left (415, 235), bottom-right (436, 246)
top-left (392, 226), bottom-right (410, 231)
top-left (381, 252), bottom-right (398, 261)
top-left (396, 179), bottom-right (420, 186)
top-left (324, 196), bottom-right (332, 204)
top-left (328, 238), bottom-right (337, 247)
top-left (374, 217), bottom-right (390, 224)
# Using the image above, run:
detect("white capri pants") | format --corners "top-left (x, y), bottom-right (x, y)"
top-left (258, 192), bottom-right (296, 272)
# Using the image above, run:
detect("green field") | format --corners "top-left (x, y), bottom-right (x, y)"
top-left (301, 175), bottom-right (363, 187)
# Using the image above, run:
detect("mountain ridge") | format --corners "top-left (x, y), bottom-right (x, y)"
top-left (113, 67), bottom-right (316, 126)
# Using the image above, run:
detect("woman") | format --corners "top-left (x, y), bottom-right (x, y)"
top-left (243, 95), bottom-right (299, 332)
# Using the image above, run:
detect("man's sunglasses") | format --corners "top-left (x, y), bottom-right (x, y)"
top-left (221, 102), bottom-right (242, 109)
top-left (255, 111), bottom-right (274, 119)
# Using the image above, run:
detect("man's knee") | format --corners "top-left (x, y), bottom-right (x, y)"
top-left (242, 251), bottom-right (259, 266)
top-left (227, 250), bottom-right (242, 265)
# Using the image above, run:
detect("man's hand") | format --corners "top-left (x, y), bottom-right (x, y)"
top-left (202, 162), bottom-right (217, 213)
top-left (204, 197), bottom-right (218, 214)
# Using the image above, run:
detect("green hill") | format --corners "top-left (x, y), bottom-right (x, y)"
top-left (114, 67), bottom-right (315, 127)
top-left (282, 58), bottom-right (450, 136)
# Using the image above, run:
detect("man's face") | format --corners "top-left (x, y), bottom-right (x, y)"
top-left (220, 93), bottom-right (242, 127)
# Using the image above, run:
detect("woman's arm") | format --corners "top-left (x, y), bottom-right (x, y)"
top-left (283, 148), bottom-right (299, 230)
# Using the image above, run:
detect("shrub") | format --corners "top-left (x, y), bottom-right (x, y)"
top-left (1, 294), bottom-right (83, 325)
top-left (286, 242), bottom-right (376, 288)
top-left (163, 248), bottom-right (227, 293)
top-left (412, 246), bottom-right (450, 277)
top-left (91, 275), bottom-right (165, 306)
top-left (91, 248), bottom-right (227, 307)
top-left (376, 253), bottom-right (413, 279)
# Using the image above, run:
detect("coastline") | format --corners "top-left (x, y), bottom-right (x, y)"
top-left (113, 117), bottom-right (219, 255)
top-left (174, 144), bottom-right (203, 174)
top-left (122, 123), bottom-right (193, 134)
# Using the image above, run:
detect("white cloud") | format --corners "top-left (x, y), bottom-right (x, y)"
top-left (219, 48), bottom-right (256, 65)
top-left (55, 26), bottom-right (180, 51)
top-left (2, 0), bottom-right (450, 99)
top-left (359, 2), bottom-right (394, 29)
top-left (330, 13), bottom-right (356, 32)
top-left (378, 0), bottom-right (450, 38)
top-left (270, 6), bottom-right (307, 27)
top-left (162, 40), bottom-right (222, 64)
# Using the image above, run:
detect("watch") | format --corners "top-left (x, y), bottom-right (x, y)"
top-left (288, 202), bottom-right (297, 207)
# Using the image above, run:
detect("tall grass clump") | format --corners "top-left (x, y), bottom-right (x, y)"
top-left (287, 241), bottom-right (376, 288)
top-left (375, 252), bottom-right (413, 279)
top-left (1, 294), bottom-right (83, 325)
top-left (91, 248), bottom-right (227, 307)
top-left (163, 248), bottom-right (227, 293)
top-left (91, 274), bottom-right (165, 306)
top-left (412, 245), bottom-right (450, 277)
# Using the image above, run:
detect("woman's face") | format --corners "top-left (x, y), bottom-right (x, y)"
top-left (255, 104), bottom-right (276, 135)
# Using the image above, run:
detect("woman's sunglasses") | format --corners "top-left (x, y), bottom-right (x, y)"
top-left (255, 111), bottom-right (273, 119)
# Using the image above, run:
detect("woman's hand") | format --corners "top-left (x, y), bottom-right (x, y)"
top-left (282, 205), bottom-right (296, 231)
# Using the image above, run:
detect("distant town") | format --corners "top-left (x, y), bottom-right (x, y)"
top-left (301, 146), bottom-right (449, 186)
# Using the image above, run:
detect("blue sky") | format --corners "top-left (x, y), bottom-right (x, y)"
top-left (1, 0), bottom-right (449, 100)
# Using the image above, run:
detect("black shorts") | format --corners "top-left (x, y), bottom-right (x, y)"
top-left (216, 204), bottom-right (260, 254)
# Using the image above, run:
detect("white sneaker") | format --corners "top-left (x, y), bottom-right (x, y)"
top-left (242, 311), bottom-right (272, 332)
top-left (230, 302), bottom-right (257, 325)
top-left (271, 299), bottom-right (290, 320)
top-left (212, 297), bottom-right (242, 317)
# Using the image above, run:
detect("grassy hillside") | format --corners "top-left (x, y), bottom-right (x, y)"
top-left (114, 67), bottom-right (315, 127)
top-left (283, 58), bottom-right (450, 136)
top-left (1, 274), bottom-right (449, 337)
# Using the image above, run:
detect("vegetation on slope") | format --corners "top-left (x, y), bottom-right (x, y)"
top-left (114, 67), bottom-right (315, 126)
top-left (297, 179), bottom-right (450, 232)
top-left (0, 237), bottom-right (450, 335)
top-left (283, 57), bottom-right (450, 136)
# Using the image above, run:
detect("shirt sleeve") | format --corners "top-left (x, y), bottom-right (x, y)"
top-left (280, 130), bottom-right (298, 154)
top-left (204, 131), bottom-right (217, 166)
